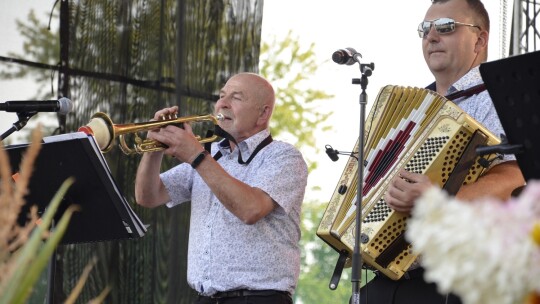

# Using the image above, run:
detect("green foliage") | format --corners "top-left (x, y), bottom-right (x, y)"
top-left (294, 201), bottom-right (375, 304)
top-left (0, 178), bottom-right (76, 304)
top-left (259, 31), bottom-right (333, 172)
top-left (295, 201), bottom-right (352, 303)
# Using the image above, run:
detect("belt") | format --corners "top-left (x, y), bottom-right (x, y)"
top-left (207, 289), bottom-right (289, 299)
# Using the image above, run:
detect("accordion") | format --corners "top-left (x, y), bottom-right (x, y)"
top-left (317, 85), bottom-right (501, 280)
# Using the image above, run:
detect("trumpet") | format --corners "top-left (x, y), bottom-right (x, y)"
top-left (78, 112), bottom-right (224, 155)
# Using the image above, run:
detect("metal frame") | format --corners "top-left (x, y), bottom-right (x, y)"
top-left (512, 0), bottom-right (540, 54)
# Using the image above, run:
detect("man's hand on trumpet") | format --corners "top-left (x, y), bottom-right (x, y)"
top-left (147, 106), bottom-right (205, 164)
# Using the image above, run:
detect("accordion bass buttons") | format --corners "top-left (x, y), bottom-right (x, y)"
top-left (338, 185), bottom-right (347, 195)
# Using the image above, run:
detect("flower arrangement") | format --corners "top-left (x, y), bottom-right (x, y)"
top-left (406, 182), bottom-right (540, 304)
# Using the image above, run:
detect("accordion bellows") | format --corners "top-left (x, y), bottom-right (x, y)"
top-left (317, 85), bottom-right (501, 280)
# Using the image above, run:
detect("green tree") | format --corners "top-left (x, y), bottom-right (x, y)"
top-left (258, 33), bottom-right (348, 303)
top-left (296, 200), bottom-right (375, 304)
top-left (259, 32), bottom-right (375, 304)
top-left (296, 200), bottom-right (353, 303)
top-left (260, 31), bottom-right (333, 172)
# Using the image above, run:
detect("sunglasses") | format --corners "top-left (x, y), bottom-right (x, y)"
top-left (418, 17), bottom-right (481, 38)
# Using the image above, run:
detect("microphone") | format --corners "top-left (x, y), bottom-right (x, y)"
top-left (325, 145), bottom-right (339, 162)
top-left (332, 47), bottom-right (361, 65)
top-left (0, 97), bottom-right (73, 114)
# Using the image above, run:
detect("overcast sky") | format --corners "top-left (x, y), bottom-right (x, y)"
top-left (0, 0), bottom-right (509, 200)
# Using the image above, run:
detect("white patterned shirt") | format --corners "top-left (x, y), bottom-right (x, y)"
top-left (428, 66), bottom-right (515, 164)
top-left (160, 129), bottom-right (308, 296)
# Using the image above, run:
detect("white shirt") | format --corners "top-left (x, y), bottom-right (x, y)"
top-left (160, 129), bottom-right (308, 296)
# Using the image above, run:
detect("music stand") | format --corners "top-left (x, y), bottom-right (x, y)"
top-left (479, 50), bottom-right (540, 181)
top-left (5, 132), bottom-right (146, 303)
top-left (6, 132), bottom-right (147, 243)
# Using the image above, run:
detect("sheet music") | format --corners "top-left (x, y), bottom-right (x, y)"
top-left (42, 131), bottom-right (87, 142)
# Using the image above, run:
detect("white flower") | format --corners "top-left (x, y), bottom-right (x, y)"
top-left (406, 181), bottom-right (540, 304)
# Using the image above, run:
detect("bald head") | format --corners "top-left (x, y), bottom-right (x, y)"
top-left (229, 73), bottom-right (275, 110)
top-left (215, 73), bottom-right (276, 142)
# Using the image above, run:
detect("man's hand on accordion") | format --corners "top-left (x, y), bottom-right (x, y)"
top-left (384, 169), bottom-right (433, 214)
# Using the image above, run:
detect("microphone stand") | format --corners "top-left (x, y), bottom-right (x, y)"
top-left (0, 111), bottom-right (37, 141)
top-left (350, 63), bottom-right (373, 304)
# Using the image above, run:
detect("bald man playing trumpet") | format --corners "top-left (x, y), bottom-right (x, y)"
top-left (135, 73), bottom-right (307, 304)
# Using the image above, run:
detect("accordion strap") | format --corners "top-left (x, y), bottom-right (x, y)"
top-left (443, 130), bottom-right (490, 195)
top-left (445, 83), bottom-right (486, 101)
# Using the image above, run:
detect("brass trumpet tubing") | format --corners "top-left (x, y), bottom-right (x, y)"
top-left (111, 113), bottom-right (223, 136)
top-left (79, 112), bottom-right (224, 154)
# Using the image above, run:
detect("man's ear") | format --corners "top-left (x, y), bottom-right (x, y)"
top-left (258, 105), bottom-right (272, 123)
top-left (474, 30), bottom-right (489, 53)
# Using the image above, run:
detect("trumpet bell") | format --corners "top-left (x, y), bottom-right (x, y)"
top-left (78, 112), bottom-right (115, 152)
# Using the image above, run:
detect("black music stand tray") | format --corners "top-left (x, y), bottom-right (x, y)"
top-left (6, 132), bottom-right (147, 244)
top-left (479, 50), bottom-right (540, 181)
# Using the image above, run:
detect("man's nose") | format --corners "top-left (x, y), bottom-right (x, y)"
top-left (216, 96), bottom-right (231, 108)
top-left (425, 25), bottom-right (439, 40)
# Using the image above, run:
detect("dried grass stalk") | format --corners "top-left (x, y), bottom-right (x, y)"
top-left (0, 126), bottom-right (42, 289)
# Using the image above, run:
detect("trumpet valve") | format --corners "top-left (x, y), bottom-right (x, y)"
top-left (136, 138), bottom-right (166, 153)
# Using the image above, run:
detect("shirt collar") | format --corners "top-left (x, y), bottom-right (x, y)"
top-left (426, 66), bottom-right (482, 95)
